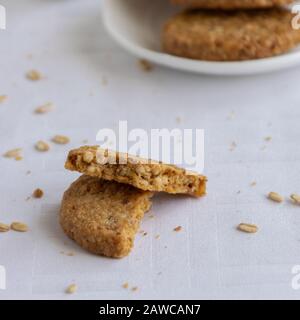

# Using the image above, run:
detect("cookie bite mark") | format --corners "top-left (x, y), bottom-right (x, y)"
top-left (60, 175), bottom-right (153, 258)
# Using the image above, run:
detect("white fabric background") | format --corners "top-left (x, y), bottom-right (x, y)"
top-left (1, 0), bottom-right (300, 299)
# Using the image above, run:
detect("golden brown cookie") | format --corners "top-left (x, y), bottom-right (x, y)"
top-left (162, 8), bottom-right (300, 61)
top-left (65, 146), bottom-right (207, 197)
top-left (60, 175), bottom-right (153, 258)
top-left (170, 0), bottom-right (293, 10)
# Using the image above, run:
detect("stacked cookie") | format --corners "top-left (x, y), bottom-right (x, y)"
top-left (163, 0), bottom-right (300, 61)
top-left (60, 146), bottom-right (207, 258)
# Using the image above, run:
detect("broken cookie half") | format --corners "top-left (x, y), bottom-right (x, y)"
top-left (61, 145), bottom-right (207, 258)
top-left (65, 146), bottom-right (207, 197)
top-left (60, 175), bottom-right (153, 258)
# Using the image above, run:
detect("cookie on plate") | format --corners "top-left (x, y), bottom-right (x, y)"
top-left (170, 0), bottom-right (293, 10)
top-left (162, 8), bottom-right (300, 61)
top-left (60, 175), bottom-right (153, 258)
top-left (65, 146), bottom-right (207, 197)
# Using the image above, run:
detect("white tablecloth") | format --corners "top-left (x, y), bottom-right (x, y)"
top-left (1, 0), bottom-right (300, 300)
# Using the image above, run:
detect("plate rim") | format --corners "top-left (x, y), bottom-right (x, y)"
top-left (102, 0), bottom-right (300, 76)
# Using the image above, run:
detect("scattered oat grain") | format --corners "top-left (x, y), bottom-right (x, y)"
top-left (174, 226), bottom-right (182, 232)
top-left (52, 135), bottom-right (70, 145)
top-left (33, 188), bottom-right (44, 199)
top-left (0, 95), bottom-right (7, 103)
top-left (155, 234), bottom-right (160, 240)
top-left (11, 222), bottom-right (28, 232)
top-left (66, 284), bottom-right (77, 294)
top-left (122, 282), bottom-right (129, 289)
top-left (35, 140), bottom-right (50, 152)
top-left (3, 148), bottom-right (22, 160)
top-left (66, 252), bottom-right (75, 257)
top-left (268, 192), bottom-right (284, 203)
top-left (131, 286), bottom-right (138, 292)
top-left (265, 136), bottom-right (272, 142)
top-left (34, 102), bottom-right (54, 114)
top-left (26, 70), bottom-right (42, 81)
top-left (0, 223), bottom-right (10, 232)
top-left (291, 194), bottom-right (300, 205)
top-left (237, 223), bottom-right (258, 234)
top-left (139, 59), bottom-right (153, 72)
top-left (250, 181), bottom-right (257, 187)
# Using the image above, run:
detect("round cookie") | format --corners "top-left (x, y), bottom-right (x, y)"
top-left (163, 9), bottom-right (300, 61)
top-left (170, 0), bottom-right (293, 10)
top-left (60, 175), bottom-right (153, 258)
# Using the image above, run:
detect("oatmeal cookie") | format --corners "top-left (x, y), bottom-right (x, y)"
top-left (162, 8), bottom-right (300, 61)
top-left (60, 175), bottom-right (153, 258)
top-left (65, 146), bottom-right (207, 197)
top-left (170, 0), bottom-right (293, 10)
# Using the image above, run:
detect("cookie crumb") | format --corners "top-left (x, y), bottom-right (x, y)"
top-left (227, 111), bottom-right (235, 120)
top-left (291, 194), bottom-right (300, 205)
top-left (139, 59), bottom-right (153, 72)
top-left (101, 76), bottom-right (108, 86)
top-left (66, 284), bottom-right (77, 294)
top-left (155, 234), bottom-right (160, 239)
top-left (0, 95), bottom-right (8, 103)
top-left (174, 226), bottom-right (182, 232)
top-left (0, 222), bottom-right (10, 233)
top-left (52, 135), bottom-right (70, 145)
top-left (26, 70), bottom-right (42, 81)
top-left (229, 141), bottom-right (237, 151)
top-left (250, 181), bottom-right (257, 187)
top-left (66, 252), bottom-right (75, 256)
top-left (131, 286), bottom-right (138, 292)
top-left (122, 282), bottom-right (129, 289)
top-left (3, 148), bottom-right (22, 160)
top-left (268, 192), bottom-right (284, 203)
top-left (35, 141), bottom-right (50, 152)
top-left (10, 222), bottom-right (28, 232)
top-left (143, 232), bottom-right (148, 237)
top-left (34, 102), bottom-right (54, 114)
top-left (33, 188), bottom-right (44, 199)
top-left (237, 223), bottom-right (258, 234)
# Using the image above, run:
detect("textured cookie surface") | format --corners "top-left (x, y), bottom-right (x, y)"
top-left (163, 9), bottom-right (300, 61)
top-left (65, 146), bottom-right (207, 197)
top-left (170, 0), bottom-right (293, 10)
top-left (60, 175), bottom-right (153, 258)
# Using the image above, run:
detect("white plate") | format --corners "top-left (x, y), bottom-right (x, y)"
top-left (102, 0), bottom-right (300, 76)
